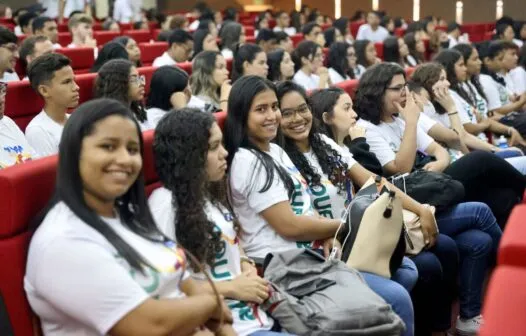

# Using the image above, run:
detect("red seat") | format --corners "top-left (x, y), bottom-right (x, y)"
top-left (497, 205), bottom-right (526, 268)
top-left (290, 34), bottom-right (303, 47)
top-left (245, 36), bottom-right (256, 44)
top-left (335, 79), bottom-right (359, 99)
top-left (75, 73), bottom-right (97, 105)
top-left (152, 29), bottom-right (162, 40)
top-left (244, 26), bottom-right (255, 37)
top-left (57, 32), bottom-right (73, 47)
top-left (176, 62), bottom-right (192, 76)
top-left (405, 67), bottom-right (415, 77)
top-left (122, 30), bottom-right (152, 43)
top-left (374, 42), bottom-right (384, 60)
top-left (226, 58), bottom-right (233, 73)
top-left (119, 23), bottom-right (133, 31)
top-left (57, 23), bottom-right (69, 33)
top-left (93, 31), bottom-right (120, 46)
top-left (5, 81), bottom-right (43, 131)
top-left (394, 28), bottom-right (406, 37)
top-left (137, 67), bottom-right (156, 96)
top-left (139, 42), bottom-right (168, 66)
top-left (479, 266), bottom-right (526, 336)
top-left (56, 48), bottom-right (95, 74)
top-left (350, 22), bottom-right (363, 38)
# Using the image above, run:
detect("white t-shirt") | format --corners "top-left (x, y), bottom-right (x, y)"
top-left (406, 55), bottom-right (418, 67)
top-left (513, 39), bottom-right (524, 48)
top-left (153, 52), bottom-right (177, 67)
top-left (221, 48), bottom-right (233, 59)
top-left (67, 43), bottom-right (99, 58)
top-left (229, 144), bottom-right (315, 258)
top-left (25, 202), bottom-right (189, 336)
top-left (328, 68), bottom-right (350, 85)
top-left (189, 20), bottom-right (200, 31)
top-left (356, 24), bottom-right (389, 43)
top-left (146, 107), bottom-right (168, 128)
top-left (479, 73), bottom-right (509, 111)
top-left (39, 0), bottom-right (59, 18)
top-left (509, 67), bottom-right (526, 95)
top-left (293, 70), bottom-right (322, 91)
top-left (63, 0), bottom-right (88, 18)
top-left (273, 26), bottom-right (296, 36)
top-left (353, 64), bottom-right (366, 79)
top-left (0, 116), bottom-right (38, 169)
top-left (357, 117), bottom-right (433, 167)
top-left (304, 134), bottom-right (357, 220)
top-left (1, 71), bottom-right (20, 82)
top-left (25, 111), bottom-right (69, 157)
top-left (418, 106), bottom-right (438, 133)
top-left (447, 35), bottom-right (459, 48)
top-left (464, 82), bottom-right (489, 118)
top-left (148, 188), bottom-right (273, 336)
top-left (112, 0), bottom-right (141, 23)
top-left (449, 89), bottom-right (476, 124)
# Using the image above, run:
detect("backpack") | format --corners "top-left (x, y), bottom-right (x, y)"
top-left (261, 248), bottom-right (406, 335)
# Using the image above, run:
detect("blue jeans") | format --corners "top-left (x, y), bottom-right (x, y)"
top-left (392, 257), bottom-right (419, 292)
top-left (436, 202), bottom-right (502, 319)
top-left (494, 150), bottom-right (526, 175)
top-left (361, 272), bottom-right (414, 336)
top-left (411, 234), bottom-right (459, 334)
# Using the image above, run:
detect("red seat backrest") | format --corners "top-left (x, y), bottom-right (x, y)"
top-left (75, 73), bottom-right (97, 105)
top-left (335, 79), bottom-right (359, 99)
top-left (138, 42), bottom-right (168, 66)
top-left (5, 81), bottom-right (43, 131)
top-left (375, 42), bottom-right (384, 60)
top-left (55, 48), bottom-right (95, 73)
top-left (122, 30), bottom-right (152, 43)
top-left (244, 26), bottom-right (255, 37)
top-left (177, 62), bottom-right (193, 76)
top-left (57, 32), bottom-right (73, 47)
top-left (290, 34), bottom-right (303, 47)
top-left (138, 67), bottom-right (156, 96)
top-left (152, 29), bottom-right (162, 41)
top-left (119, 23), bottom-right (133, 31)
top-left (497, 205), bottom-right (526, 268)
top-left (93, 31), bottom-right (120, 46)
top-left (57, 23), bottom-right (69, 33)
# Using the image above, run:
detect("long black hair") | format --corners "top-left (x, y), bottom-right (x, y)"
top-left (383, 36), bottom-right (402, 65)
top-left (477, 40), bottom-right (507, 86)
top-left (94, 59), bottom-right (147, 122)
top-left (146, 66), bottom-right (189, 111)
top-left (153, 108), bottom-right (229, 270)
top-left (404, 32), bottom-right (424, 64)
top-left (224, 75), bottom-right (294, 196)
top-left (433, 49), bottom-right (473, 106)
top-left (323, 27), bottom-right (340, 48)
top-left (232, 43), bottom-right (263, 82)
top-left (354, 39), bottom-right (373, 68)
top-left (37, 98), bottom-right (163, 272)
top-left (113, 36), bottom-right (143, 67)
top-left (193, 28), bottom-right (211, 57)
top-left (276, 82), bottom-right (349, 193)
top-left (328, 42), bottom-right (355, 79)
top-left (267, 49), bottom-right (288, 82)
top-left (453, 43), bottom-right (488, 103)
top-left (90, 42), bottom-right (129, 73)
top-left (354, 63), bottom-right (406, 125)
top-left (291, 40), bottom-right (319, 72)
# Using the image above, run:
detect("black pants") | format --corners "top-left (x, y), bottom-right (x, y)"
top-left (499, 111), bottom-right (526, 137)
top-left (443, 151), bottom-right (525, 227)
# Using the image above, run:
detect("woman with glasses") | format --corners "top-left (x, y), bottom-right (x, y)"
top-left (94, 59), bottom-right (152, 130)
top-left (327, 42), bottom-right (359, 84)
top-left (291, 40), bottom-right (329, 90)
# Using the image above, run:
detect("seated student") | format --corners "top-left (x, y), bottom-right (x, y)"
top-left (67, 14), bottom-right (96, 49)
top-left (495, 41), bottom-right (522, 96)
top-left (153, 29), bottom-right (194, 66)
top-left (267, 49), bottom-right (295, 82)
top-left (19, 36), bottom-right (54, 78)
top-left (356, 11), bottom-right (389, 43)
top-left (94, 59), bottom-right (152, 130)
top-left (381, 16), bottom-right (396, 36)
top-left (256, 29), bottom-right (277, 53)
top-left (219, 22), bottom-right (245, 59)
top-left (495, 23), bottom-right (523, 48)
top-left (446, 22), bottom-right (462, 48)
top-left (168, 14), bottom-right (189, 30)
top-left (355, 62), bottom-right (525, 226)
top-left (225, 76), bottom-right (415, 336)
top-left (327, 42), bottom-right (358, 83)
top-left (146, 66), bottom-right (190, 127)
top-left (102, 18), bottom-right (121, 32)
top-left (354, 39), bottom-right (380, 70)
top-left (410, 63), bottom-right (526, 175)
top-left (404, 32), bottom-right (426, 66)
top-left (113, 36), bottom-right (142, 67)
top-left (273, 11), bottom-right (296, 36)
top-left (384, 36), bottom-right (412, 69)
top-left (292, 40), bottom-right (329, 90)
top-left (25, 98), bottom-right (234, 336)
top-left (254, 12), bottom-right (269, 38)
top-left (90, 42), bottom-right (129, 73)
top-left (274, 31), bottom-right (294, 54)
top-left (333, 17), bottom-right (354, 45)
top-left (198, 19), bottom-right (218, 39)
top-left (32, 16), bottom-right (61, 49)
top-left (509, 44), bottom-right (526, 95)
top-left (0, 27), bottom-right (20, 82)
top-left (150, 109), bottom-right (291, 336)
top-left (307, 11), bottom-right (324, 26)
top-left (187, 51), bottom-right (230, 113)
top-left (286, 82), bottom-right (459, 336)
top-left (0, 82), bottom-right (38, 168)
top-left (323, 27), bottom-right (344, 48)
top-left (188, 1), bottom-right (208, 31)
top-left (25, 53), bottom-right (79, 156)
top-left (302, 22), bottom-right (325, 48)
top-left (18, 11), bottom-right (37, 36)
top-left (354, 63), bottom-right (504, 335)
top-left (193, 29), bottom-right (219, 57)
top-left (476, 41), bottom-right (526, 136)
top-left (231, 44), bottom-right (268, 82)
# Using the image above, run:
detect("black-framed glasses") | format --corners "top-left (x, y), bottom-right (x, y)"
top-left (129, 75), bottom-right (145, 85)
top-left (386, 83), bottom-right (407, 93)
top-left (281, 103), bottom-right (310, 119)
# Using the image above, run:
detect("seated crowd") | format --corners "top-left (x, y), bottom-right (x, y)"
top-left (2, 2), bottom-right (526, 336)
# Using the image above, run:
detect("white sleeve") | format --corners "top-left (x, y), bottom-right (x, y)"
top-left (480, 76), bottom-right (502, 111)
top-left (356, 25), bottom-right (366, 40)
top-left (32, 238), bottom-right (150, 335)
top-left (230, 149), bottom-right (289, 213)
top-left (451, 94), bottom-right (474, 124)
top-left (417, 113), bottom-right (437, 133)
top-left (25, 126), bottom-right (58, 157)
top-left (416, 125), bottom-right (434, 153)
top-left (319, 134), bottom-right (357, 168)
top-left (510, 67), bottom-right (526, 95)
top-left (148, 190), bottom-right (176, 240)
top-left (362, 125), bottom-right (396, 167)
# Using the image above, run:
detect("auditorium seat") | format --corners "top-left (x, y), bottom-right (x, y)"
top-left (5, 81), bottom-right (44, 131)
top-left (119, 23), bottom-right (133, 31)
top-left (152, 29), bottom-right (162, 40)
top-left (176, 62), bottom-right (193, 76)
top-left (290, 34), bottom-right (303, 47)
top-left (75, 73), bottom-right (97, 105)
top-left (479, 266), bottom-right (526, 336)
top-left (138, 67), bottom-right (156, 96)
top-left (57, 32), bottom-right (73, 47)
top-left (122, 30), bottom-right (152, 43)
top-left (93, 31), bottom-right (120, 46)
top-left (375, 42), bottom-right (384, 60)
top-left (139, 42), bottom-right (168, 66)
top-left (56, 47), bottom-right (95, 74)
top-left (244, 26), bottom-right (255, 37)
top-left (497, 205), bottom-right (526, 268)
top-left (335, 79), bottom-right (359, 99)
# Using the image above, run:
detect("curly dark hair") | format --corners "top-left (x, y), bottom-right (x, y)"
top-left (94, 59), bottom-right (147, 122)
top-left (275, 81), bottom-right (349, 193)
top-left (153, 108), bottom-right (233, 270)
top-left (354, 62), bottom-right (405, 125)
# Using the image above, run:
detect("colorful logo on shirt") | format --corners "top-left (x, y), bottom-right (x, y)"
top-left (2, 145), bottom-right (32, 166)
top-left (310, 183), bottom-right (334, 219)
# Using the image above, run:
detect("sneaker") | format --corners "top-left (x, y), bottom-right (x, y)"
top-left (456, 315), bottom-right (483, 335)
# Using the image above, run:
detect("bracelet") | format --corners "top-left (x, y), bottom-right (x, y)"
top-left (448, 111), bottom-right (458, 116)
top-left (240, 256), bottom-right (255, 266)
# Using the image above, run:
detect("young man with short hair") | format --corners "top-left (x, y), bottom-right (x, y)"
top-left (153, 29), bottom-right (194, 66)
top-left (67, 14), bottom-right (96, 49)
top-left (275, 31), bottom-right (294, 53)
top-left (447, 22), bottom-right (462, 48)
top-left (356, 11), bottom-right (389, 42)
top-left (32, 16), bottom-right (61, 48)
top-left (302, 22), bottom-right (325, 47)
top-left (19, 35), bottom-right (54, 76)
top-left (256, 29), bottom-right (277, 53)
top-left (0, 26), bottom-right (20, 82)
top-left (18, 11), bottom-right (38, 36)
top-left (25, 53), bottom-right (79, 156)
top-left (273, 11), bottom-right (296, 36)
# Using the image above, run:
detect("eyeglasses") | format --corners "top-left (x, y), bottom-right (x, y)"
top-left (281, 103), bottom-right (310, 119)
top-left (386, 83), bottom-right (407, 93)
top-left (129, 75), bottom-right (145, 85)
top-left (347, 53), bottom-right (356, 57)
top-left (0, 43), bottom-right (18, 53)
